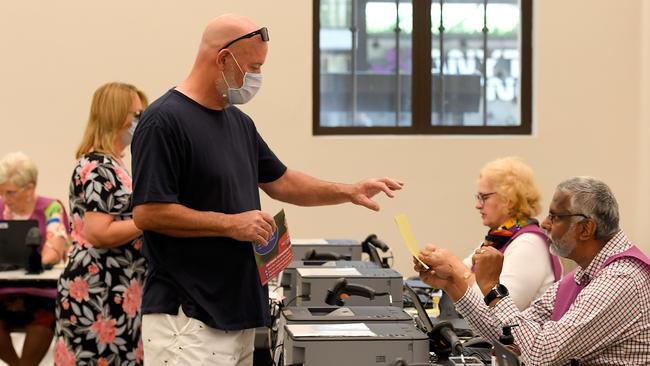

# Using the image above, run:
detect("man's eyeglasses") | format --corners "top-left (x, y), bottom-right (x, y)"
top-left (547, 212), bottom-right (589, 224)
top-left (220, 27), bottom-right (269, 51)
top-left (475, 192), bottom-right (497, 205)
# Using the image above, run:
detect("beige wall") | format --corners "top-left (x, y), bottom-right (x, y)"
top-left (639, 0), bottom-right (650, 257)
top-left (1, 0), bottom-right (648, 276)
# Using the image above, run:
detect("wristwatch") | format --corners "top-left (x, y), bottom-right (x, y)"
top-left (484, 283), bottom-right (509, 305)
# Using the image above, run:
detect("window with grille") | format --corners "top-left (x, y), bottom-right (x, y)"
top-left (313, 0), bottom-right (532, 135)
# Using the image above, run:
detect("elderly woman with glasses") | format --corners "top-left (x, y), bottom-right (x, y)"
top-left (54, 82), bottom-right (148, 366)
top-left (0, 151), bottom-right (70, 366)
top-left (416, 157), bottom-right (563, 310)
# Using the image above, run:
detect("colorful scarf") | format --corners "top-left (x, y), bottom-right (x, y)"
top-left (483, 217), bottom-right (538, 250)
top-left (473, 217), bottom-right (563, 281)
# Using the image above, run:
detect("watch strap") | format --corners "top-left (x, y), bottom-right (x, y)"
top-left (484, 283), bottom-right (508, 305)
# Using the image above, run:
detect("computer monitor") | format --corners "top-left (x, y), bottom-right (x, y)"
top-left (0, 220), bottom-right (39, 270)
top-left (405, 282), bottom-right (471, 334)
top-left (405, 280), bottom-right (474, 337)
top-left (403, 283), bottom-right (434, 333)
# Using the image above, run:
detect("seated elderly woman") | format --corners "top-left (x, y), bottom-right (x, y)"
top-left (0, 151), bottom-right (70, 366)
top-left (418, 157), bottom-right (562, 310)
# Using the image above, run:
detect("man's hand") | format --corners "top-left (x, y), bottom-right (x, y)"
top-left (420, 243), bottom-right (473, 282)
top-left (350, 177), bottom-right (404, 211)
top-left (226, 210), bottom-right (276, 245)
top-left (414, 244), bottom-right (470, 300)
top-left (471, 246), bottom-right (504, 295)
top-left (414, 255), bottom-right (468, 301)
top-left (415, 245), bottom-right (455, 291)
top-left (419, 244), bottom-right (465, 270)
top-left (414, 255), bottom-right (454, 290)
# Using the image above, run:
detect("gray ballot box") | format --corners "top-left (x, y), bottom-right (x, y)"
top-left (291, 239), bottom-right (362, 261)
top-left (275, 306), bottom-right (416, 366)
top-left (294, 267), bottom-right (403, 307)
top-left (281, 306), bottom-right (412, 324)
top-left (281, 260), bottom-right (380, 306)
top-left (283, 322), bottom-right (429, 366)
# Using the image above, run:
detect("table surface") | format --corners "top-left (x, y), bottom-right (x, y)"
top-left (0, 267), bottom-right (62, 281)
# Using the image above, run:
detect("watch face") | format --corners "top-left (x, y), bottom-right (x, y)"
top-left (495, 284), bottom-right (509, 296)
top-left (485, 283), bottom-right (509, 305)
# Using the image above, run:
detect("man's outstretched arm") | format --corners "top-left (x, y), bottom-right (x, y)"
top-left (259, 168), bottom-right (404, 211)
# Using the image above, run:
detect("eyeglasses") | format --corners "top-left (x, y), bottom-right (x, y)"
top-left (547, 212), bottom-right (589, 224)
top-left (475, 192), bottom-right (497, 205)
top-left (0, 186), bottom-right (27, 199)
top-left (220, 27), bottom-right (269, 51)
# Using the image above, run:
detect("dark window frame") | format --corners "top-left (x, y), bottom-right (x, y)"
top-left (312, 0), bottom-right (533, 135)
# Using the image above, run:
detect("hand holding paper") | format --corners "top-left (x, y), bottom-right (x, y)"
top-left (253, 209), bottom-right (293, 285)
top-left (394, 213), bottom-right (429, 269)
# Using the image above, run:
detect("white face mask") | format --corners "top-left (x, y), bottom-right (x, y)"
top-left (222, 53), bottom-right (262, 105)
top-left (120, 117), bottom-right (138, 146)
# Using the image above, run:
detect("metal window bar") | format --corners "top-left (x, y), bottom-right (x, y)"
top-left (437, 0), bottom-right (445, 124)
top-left (394, 0), bottom-right (401, 126)
top-left (437, 0), bottom-right (490, 126)
top-left (482, 0), bottom-right (489, 126)
top-left (350, 0), bottom-right (358, 126)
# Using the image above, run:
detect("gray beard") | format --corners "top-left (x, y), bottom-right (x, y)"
top-left (550, 238), bottom-right (574, 258)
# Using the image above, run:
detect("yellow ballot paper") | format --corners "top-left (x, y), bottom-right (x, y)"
top-left (394, 213), bottom-right (429, 269)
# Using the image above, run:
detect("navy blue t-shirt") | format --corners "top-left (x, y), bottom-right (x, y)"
top-left (131, 89), bottom-right (286, 330)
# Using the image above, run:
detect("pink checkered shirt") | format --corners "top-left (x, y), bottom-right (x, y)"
top-left (456, 230), bottom-right (650, 365)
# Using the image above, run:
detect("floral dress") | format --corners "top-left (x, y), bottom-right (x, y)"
top-left (55, 153), bottom-right (147, 366)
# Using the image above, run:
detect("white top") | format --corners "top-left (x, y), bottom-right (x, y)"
top-left (462, 233), bottom-right (556, 310)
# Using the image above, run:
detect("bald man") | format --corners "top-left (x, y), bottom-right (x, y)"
top-left (130, 14), bottom-right (403, 366)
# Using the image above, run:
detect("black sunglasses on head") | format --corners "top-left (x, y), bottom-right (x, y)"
top-left (220, 27), bottom-right (269, 51)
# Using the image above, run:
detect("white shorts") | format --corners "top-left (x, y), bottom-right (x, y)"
top-left (142, 307), bottom-right (255, 366)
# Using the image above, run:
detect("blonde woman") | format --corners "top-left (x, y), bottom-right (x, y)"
top-left (0, 151), bottom-right (70, 366)
top-left (418, 157), bottom-right (562, 310)
top-left (54, 82), bottom-right (147, 366)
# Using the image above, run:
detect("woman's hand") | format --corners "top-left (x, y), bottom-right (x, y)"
top-left (41, 235), bottom-right (67, 265)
